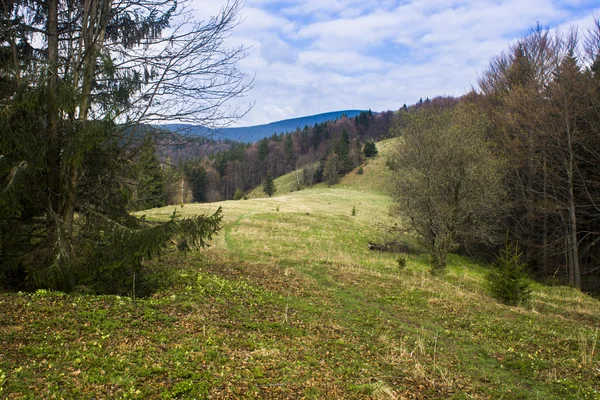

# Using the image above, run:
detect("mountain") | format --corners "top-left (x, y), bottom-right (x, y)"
top-left (161, 110), bottom-right (366, 143)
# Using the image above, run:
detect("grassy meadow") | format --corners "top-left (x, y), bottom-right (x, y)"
top-left (1, 139), bottom-right (599, 399)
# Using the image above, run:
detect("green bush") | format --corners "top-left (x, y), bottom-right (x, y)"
top-left (486, 241), bottom-right (531, 306)
top-left (357, 166), bottom-right (364, 175)
top-left (234, 189), bottom-right (244, 200)
top-left (396, 255), bottom-right (407, 269)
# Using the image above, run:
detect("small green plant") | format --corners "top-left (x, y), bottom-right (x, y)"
top-left (233, 188), bottom-right (244, 200)
top-left (351, 206), bottom-right (357, 216)
top-left (396, 254), bottom-right (407, 269)
top-left (357, 166), bottom-right (364, 175)
top-left (0, 368), bottom-right (5, 393)
top-left (486, 240), bottom-right (531, 306)
top-left (276, 205), bottom-right (280, 212)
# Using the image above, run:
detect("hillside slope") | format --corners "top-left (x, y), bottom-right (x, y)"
top-left (162, 110), bottom-right (365, 143)
top-left (1, 138), bottom-right (599, 399)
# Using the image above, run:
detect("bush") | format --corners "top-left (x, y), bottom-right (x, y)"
top-left (351, 206), bottom-right (357, 216)
top-left (486, 241), bottom-right (531, 306)
top-left (233, 188), bottom-right (244, 200)
top-left (357, 166), bottom-right (364, 175)
top-left (396, 255), bottom-right (407, 269)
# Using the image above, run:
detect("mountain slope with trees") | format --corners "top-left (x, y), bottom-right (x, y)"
top-left (162, 110), bottom-right (366, 143)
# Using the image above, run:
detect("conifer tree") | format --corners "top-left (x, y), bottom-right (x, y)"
top-left (335, 130), bottom-right (352, 173)
top-left (363, 141), bottom-right (378, 158)
top-left (0, 0), bottom-right (249, 292)
top-left (132, 136), bottom-right (166, 211)
top-left (185, 165), bottom-right (208, 203)
top-left (263, 171), bottom-right (276, 197)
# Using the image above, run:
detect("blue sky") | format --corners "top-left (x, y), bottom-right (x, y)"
top-left (193, 0), bottom-right (600, 126)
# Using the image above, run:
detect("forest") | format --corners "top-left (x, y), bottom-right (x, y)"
top-left (163, 110), bottom-right (394, 203)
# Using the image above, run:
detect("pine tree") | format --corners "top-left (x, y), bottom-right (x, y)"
top-left (486, 240), bottom-right (531, 306)
top-left (335, 130), bottom-right (353, 173)
top-left (259, 139), bottom-right (269, 162)
top-left (185, 164), bottom-right (208, 203)
top-left (284, 134), bottom-right (294, 163)
top-left (133, 136), bottom-right (166, 210)
top-left (363, 141), bottom-right (378, 158)
top-left (263, 171), bottom-right (276, 197)
top-left (0, 0), bottom-right (248, 292)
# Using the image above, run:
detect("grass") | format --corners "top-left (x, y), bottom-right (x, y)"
top-left (1, 139), bottom-right (599, 399)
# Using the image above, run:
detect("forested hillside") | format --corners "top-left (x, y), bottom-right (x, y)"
top-left (161, 109), bottom-right (366, 144)
top-left (168, 110), bottom-right (394, 202)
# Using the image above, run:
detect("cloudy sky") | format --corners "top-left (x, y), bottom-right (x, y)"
top-left (192, 0), bottom-right (600, 127)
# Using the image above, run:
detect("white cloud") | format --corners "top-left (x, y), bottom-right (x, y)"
top-left (190, 0), bottom-right (600, 126)
top-left (260, 34), bottom-right (298, 64)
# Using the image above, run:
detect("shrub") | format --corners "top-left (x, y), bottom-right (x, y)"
top-left (357, 166), bottom-right (364, 175)
top-left (397, 255), bottom-right (407, 269)
top-left (486, 241), bottom-right (531, 306)
top-left (233, 188), bottom-right (244, 200)
top-left (351, 206), bottom-right (357, 216)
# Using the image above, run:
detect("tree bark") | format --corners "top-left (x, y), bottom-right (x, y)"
top-left (46, 0), bottom-right (61, 215)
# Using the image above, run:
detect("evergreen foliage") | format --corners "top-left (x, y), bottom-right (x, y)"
top-left (313, 162), bottom-right (324, 183)
top-left (335, 130), bottom-right (353, 173)
top-left (131, 136), bottom-right (166, 211)
top-left (184, 164), bottom-right (208, 203)
top-left (0, 0), bottom-right (246, 293)
top-left (486, 240), bottom-right (532, 306)
top-left (234, 188), bottom-right (244, 200)
top-left (263, 171), bottom-right (276, 197)
top-left (363, 141), bottom-right (378, 158)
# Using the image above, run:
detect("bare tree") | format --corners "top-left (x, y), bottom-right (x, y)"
top-left (388, 101), bottom-right (505, 273)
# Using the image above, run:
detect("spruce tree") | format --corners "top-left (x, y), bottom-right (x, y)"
top-left (185, 165), bottom-right (208, 203)
top-left (0, 0), bottom-right (248, 293)
top-left (133, 136), bottom-right (166, 210)
top-left (263, 171), bottom-right (276, 197)
top-left (363, 141), bottom-right (378, 158)
top-left (336, 130), bottom-right (353, 173)
top-left (486, 240), bottom-right (532, 306)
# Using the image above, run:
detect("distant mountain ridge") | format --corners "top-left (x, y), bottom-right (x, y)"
top-left (161, 110), bottom-right (366, 143)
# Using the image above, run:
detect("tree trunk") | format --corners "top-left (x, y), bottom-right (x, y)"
top-left (566, 131), bottom-right (581, 289)
top-left (46, 0), bottom-right (60, 216)
top-left (63, 0), bottom-right (113, 234)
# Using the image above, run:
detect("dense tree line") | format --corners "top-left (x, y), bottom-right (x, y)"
top-left (170, 111), bottom-right (394, 202)
top-left (389, 22), bottom-right (600, 293)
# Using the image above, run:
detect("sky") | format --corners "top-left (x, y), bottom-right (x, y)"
top-left (191, 0), bottom-right (600, 127)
